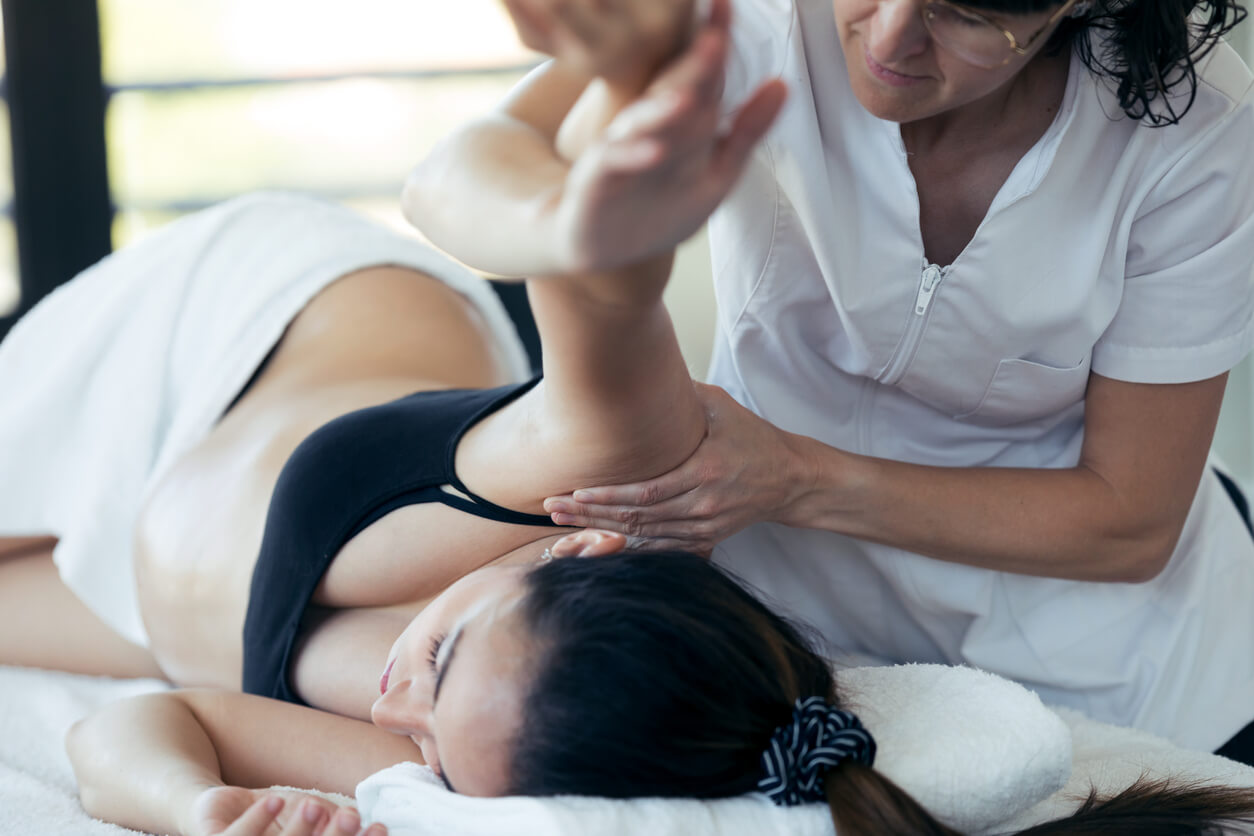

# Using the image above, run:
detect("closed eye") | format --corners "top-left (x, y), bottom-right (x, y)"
top-left (427, 633), bottom-right (446, 673)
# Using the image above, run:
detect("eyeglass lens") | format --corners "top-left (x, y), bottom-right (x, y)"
top-left (924, 3), bottom-right (1014, 68)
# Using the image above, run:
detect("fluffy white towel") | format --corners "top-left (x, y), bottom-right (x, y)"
top-left (358, 664), bottom-right (1075, 835)
top-left (0, 666), bottom-right (169, 836)
top-left (0, 193), bottom-right (529, 647)
top-left (4, 663), bottom-right (1252, 836)
top-left (1002, 707), bottom-right (1254, 831)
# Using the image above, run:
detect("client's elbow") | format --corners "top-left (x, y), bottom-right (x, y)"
top-left (65, 717), bottom-right (104, 816)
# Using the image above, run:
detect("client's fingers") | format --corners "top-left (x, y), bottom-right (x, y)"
top-left (641, 27), bottom-right (728, 121)
top-left (598, 28), bottom-right (730, 173)
top-left (709, 78), bottom-right (788, 181)
top-left (223, 796), bottom-right (283, 836)
top-left (279, 800), bottom-right (326, 836)
top-left (325, 807), bottom-right (364, 836)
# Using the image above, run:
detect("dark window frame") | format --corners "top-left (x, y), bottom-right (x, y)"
top-left (0, 0), bottom-right (113, 339)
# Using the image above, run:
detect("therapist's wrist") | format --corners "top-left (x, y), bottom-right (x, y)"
top-left (777, 433), bottom-right (869, 533)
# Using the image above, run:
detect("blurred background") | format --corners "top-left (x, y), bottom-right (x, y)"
top-left (0, 1), bottom-right (1250, 478)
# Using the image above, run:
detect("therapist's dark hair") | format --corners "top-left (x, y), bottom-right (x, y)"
top-left (961, 0), bottom-right (1247, 125)
top-left (506, 552), bottom-right (1254, 834)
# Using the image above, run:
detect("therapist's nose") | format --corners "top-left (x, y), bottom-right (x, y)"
top-left (371, 681), bottom-right (433, 739)
top-left (868, 0), bottom-right (931, 65)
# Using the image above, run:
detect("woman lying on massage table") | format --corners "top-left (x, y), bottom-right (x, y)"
top-left (2, 9), bottom-right (1253, 836)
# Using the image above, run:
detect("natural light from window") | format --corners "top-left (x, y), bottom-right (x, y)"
top-left (98, 0), bottom-right (537, 245)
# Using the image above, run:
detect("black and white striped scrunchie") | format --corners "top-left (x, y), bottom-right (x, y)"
top-left (757, 696), bottom-right (877, 806)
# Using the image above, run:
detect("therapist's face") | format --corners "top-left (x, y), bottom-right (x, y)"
top-left (371, 564), bottom-right (533, 797)
top-left (831, 0), bottom-right (1062, 124)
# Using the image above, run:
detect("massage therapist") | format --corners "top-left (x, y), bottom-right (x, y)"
top-left (404, 0), bottom-right (1254, 762)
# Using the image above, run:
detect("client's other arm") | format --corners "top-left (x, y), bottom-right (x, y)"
top-left (66, 690), bottom-right (408, 835)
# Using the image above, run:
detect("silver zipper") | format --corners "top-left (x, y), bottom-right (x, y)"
top-left (882, 263), bottom-right (946, 385)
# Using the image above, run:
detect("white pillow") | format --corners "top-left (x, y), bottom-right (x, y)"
top-left (840, 664), bottom-right (1072, 834)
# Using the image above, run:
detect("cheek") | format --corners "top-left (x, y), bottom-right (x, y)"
top-left (946, 62), bottom-right (1028, 103)
top-left (832, 0), bottom-right (872, 32)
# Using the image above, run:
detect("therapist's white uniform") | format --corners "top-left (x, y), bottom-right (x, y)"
top-left (709, 0), bottom-right (1254, 750)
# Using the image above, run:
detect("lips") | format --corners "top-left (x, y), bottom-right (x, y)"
top-left (864, 49), bottom-right (926, 87)
top-left (380, 658), bottom-right (396, 695)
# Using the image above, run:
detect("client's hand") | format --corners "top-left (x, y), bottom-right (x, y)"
top-left (544, 384), bottom-right (817, 553)
top-left (502, 0), bottom-right (699, 90)
top-left (547, 0), bottom-right (787, 275)
top-left (189, 786), bottom-right (385, 836)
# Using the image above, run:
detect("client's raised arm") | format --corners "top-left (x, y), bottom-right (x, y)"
top-left (403, 0), bottom-right (784, 278)
top-left (66, 690), bottom-right (406, 835)
top-left (431, 5), bottom-right (785, 515)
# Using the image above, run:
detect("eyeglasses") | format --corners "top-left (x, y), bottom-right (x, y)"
top-left (922, 0), bottom-right (1082, 68)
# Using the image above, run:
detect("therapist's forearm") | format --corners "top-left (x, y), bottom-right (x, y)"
top-left (787, 442), bottom-right (1182, 583)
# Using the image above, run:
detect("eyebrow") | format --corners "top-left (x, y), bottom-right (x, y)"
top-left (431, 624), bottom-right (466, 794)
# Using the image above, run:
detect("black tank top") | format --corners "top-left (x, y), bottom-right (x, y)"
top-left (242, 378), bottom-right (558, 703)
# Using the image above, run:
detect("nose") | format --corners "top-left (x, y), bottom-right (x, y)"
top-left (371, 681), bottom-right (433, 739)
top-left (868, 0), bottom-right (931, 65)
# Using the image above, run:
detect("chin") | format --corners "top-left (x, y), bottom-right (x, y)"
top-left (847, 72), bottom-right (941, 124)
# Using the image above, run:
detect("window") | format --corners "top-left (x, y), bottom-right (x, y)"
top-left (99, 0), bottom-right (538, 246)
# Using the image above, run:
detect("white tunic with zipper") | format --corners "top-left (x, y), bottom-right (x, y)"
top-left (709, 0), bottom-right (1254, 750)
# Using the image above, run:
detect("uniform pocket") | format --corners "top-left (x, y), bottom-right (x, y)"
top-left (956, 355), bottom-right (1092, 426)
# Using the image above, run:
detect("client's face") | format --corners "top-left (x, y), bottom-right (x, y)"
top-left (372, 564), bottom-right (533, 797)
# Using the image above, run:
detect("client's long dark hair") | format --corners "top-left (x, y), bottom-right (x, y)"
top-left (508, 552), bottom-right (1254, 835)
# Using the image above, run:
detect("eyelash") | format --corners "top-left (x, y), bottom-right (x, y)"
top-left (427, 633), bottom-right (447, 674)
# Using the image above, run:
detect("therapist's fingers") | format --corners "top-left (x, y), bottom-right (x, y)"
top-left (546, 489), bottom-right (713, 535)
top-left (547, 465), bottom-right (704, 516)
top-left (547, 503), bottom-right (720, 543)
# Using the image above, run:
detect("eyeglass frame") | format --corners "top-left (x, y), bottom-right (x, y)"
top-left (922, 0), bottom-right (1084, 67)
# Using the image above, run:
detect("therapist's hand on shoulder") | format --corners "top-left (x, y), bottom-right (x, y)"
top-left (502, 0), bottom-right (699, 90)
top-left (544, 383), bottom-right (820, 553)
